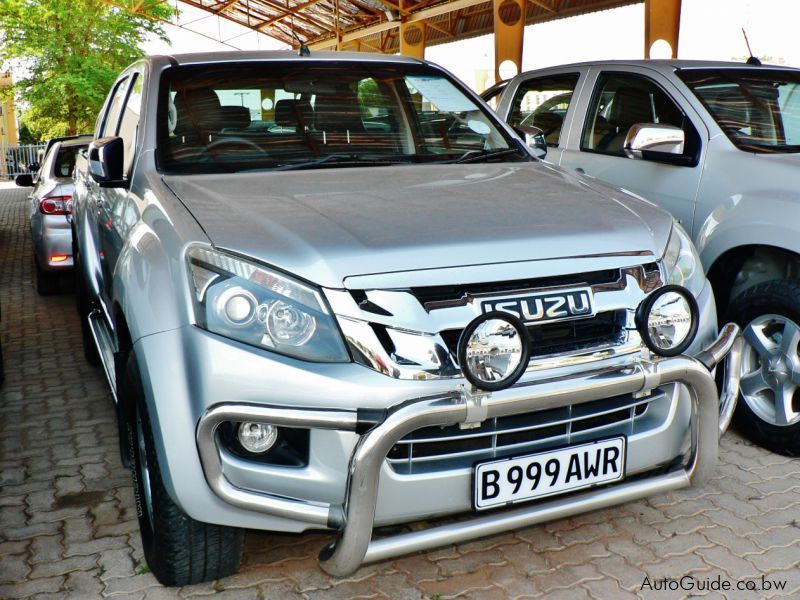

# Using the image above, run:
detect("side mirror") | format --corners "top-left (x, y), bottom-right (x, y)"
top-left (15, 173), bottom-right (34, 187)
top-left (624, 123), bottom-right (685, 159)
top-left (88, 136), bottom-right (126, 187)
top-left (515, 125), bottom-right (547, 160)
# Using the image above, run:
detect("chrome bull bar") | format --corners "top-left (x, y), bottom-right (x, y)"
top-left (196, 323), bottom-right (742, 577)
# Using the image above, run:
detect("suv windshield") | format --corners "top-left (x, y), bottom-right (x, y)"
top-left (679, 68), bottom-right (800, 153)
top-left (157, 62), bottom-right (525, 173)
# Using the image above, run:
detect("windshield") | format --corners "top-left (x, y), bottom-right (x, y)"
top-left (679, 68), bottom-right (800, 153)
top-left (157, 62), bottom-right (525, 173)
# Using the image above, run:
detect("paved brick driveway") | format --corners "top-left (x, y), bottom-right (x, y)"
top-left (1, 184), bottom-right (799, 599)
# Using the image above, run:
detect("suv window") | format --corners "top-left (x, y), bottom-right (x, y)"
top-left (157, 62), bottom-right (523, 174)
top-left (508, 74), bottom-right (580, 146)
top-left (679, 68), bottom-right (800, 153)
top-left (118, 74), bottom-right (143, 173)
top-left (101, 76), bottom-right (130, 138)
top-left (582, 73), bottom-right (692, 156)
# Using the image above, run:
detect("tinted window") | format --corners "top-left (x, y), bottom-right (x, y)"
top-left (679, 68), bottom-right (800, 153)
top-left (54, 145), bottom-right (84, 178)
top-left (509, 74), bottom-right (580, 146)
top-left (157, 62), bottom-right (524, 174)
top-left (582, 73), bottom-right (688, 155)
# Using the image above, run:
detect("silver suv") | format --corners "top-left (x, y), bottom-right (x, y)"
top-left (486, 60), bottom-right (800, 455)
top-left (72, 52), bottom-right (739, 586)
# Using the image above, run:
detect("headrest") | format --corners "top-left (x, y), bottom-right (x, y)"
top-left (608, 86), bottom-right (652, 129)
top-left (274, 99), bottom-right (298, 128)
top-left (314, 93), bottom-right (364, 134)
top-left (220, 105), bottom-right (251, 130)
top-left (173, 87), bottom-right (224, 137)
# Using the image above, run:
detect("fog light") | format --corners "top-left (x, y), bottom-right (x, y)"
top-left (458, 311), bottom-right (530, 391)
top-left (637, 285), bottom-right (699, 356)
top-left (237, 422), bottom-right (278, 453)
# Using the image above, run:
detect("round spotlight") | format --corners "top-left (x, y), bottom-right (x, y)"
top-left (237, 422), bottom-right (278, 454)
top-left (216, 287), bottom-right (257, 327)
top-left (636, 285), bottom-right (699, 356)
top-left (458, 312), bottom-right (530, 391)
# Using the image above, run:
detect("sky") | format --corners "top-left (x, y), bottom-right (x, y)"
top-left (145, 0), bottom-right (800, 92)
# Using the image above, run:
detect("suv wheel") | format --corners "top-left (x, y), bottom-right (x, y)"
top-left (123, 355), bottom-right (244, 586)
top-left (725, 280), bottom-right (800, 456)
top-left (34, 257), bottom-right (60, 296)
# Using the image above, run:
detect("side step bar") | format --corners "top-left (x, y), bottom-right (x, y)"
top-left (87, 309), bottom-right (118, 401)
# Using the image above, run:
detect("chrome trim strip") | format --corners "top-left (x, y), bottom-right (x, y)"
top-left (88, 309), bottom-right (118, 402)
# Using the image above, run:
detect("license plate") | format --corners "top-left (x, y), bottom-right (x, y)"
top-left (473, 437), bottom-right (626, 510)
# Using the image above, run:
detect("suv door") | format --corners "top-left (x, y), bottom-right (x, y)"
top-left (94, 71), bottom-right (143, 306)
top-left (559, 68), bottom-right (707, 233)
top-left (496, 69), bottom-right (587, 164)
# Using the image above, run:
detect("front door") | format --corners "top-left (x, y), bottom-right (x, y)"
top-left (559, 69), bottom-right (706, 234)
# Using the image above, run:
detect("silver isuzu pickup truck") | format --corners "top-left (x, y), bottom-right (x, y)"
top-left (72, 51), bottom-right (741, 586)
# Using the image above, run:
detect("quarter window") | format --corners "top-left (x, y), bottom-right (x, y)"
top-left (508, 74), bottom-right (579, 146)
top-left (581, 73), bottom-right (691, 156)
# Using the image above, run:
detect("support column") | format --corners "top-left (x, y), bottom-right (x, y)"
top-left (644, 0), bottom-right (682, 58)
top-left (493, 0), bottom-right (525, 83)
top-left (400, 19), bottom-right (425, 58)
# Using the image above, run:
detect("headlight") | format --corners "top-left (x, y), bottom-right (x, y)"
top-left (636, 285), bottom-right (699, 356)
top-left (186, 246), bottom-right (349, 362)
top-left (662, 222), bottom-right (703, 296)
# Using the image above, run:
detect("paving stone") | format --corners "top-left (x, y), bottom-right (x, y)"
top-left (29, 554), bottom-right (98, 579)
top-left (29, 535), bottom-right (63, 564)
top-left (0, 553), bottom-right (31, 583)
top-left (0, 576), bottom-right (65, 599)
top-left (64, 569), bottom-right (105, 598)
top-left (98, 547), bottom-right (135, 580)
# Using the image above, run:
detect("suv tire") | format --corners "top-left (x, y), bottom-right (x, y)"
top-left (724, 279), bottom-right (800, 456)
top-left (124, 355), bottom-right (244, 586)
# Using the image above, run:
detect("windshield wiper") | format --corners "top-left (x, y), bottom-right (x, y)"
top-left (275, 154), bottom-right (411, 171)
top-left (448, 148), bottom-right (526, 164)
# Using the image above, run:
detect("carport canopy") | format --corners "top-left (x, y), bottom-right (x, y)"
top-left (108, 0), bottom-right (681, 82)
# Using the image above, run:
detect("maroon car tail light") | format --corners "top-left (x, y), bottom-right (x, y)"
top-left (38, 195), bottom-right (72, 215)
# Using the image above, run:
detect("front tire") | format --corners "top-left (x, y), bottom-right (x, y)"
top-left (724, 279), bottom-right (800, 456)
top-left (124, 355), bottom-right (244, 586)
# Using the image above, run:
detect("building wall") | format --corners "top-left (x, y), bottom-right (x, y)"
top-left (0, 72), bottom-right (19, 147)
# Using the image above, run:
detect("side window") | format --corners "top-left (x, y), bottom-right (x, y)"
top-left (508, 74), bottom-right (580, 146)
top-left (118, 74), bottom-right (143, 173)
top-left (581, 73), bottom-right (688, 155)
top-left (100, 76), bottom-right (130, 138)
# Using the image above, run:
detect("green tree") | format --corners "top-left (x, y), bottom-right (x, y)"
top-left (0, 0), bottom-right (172, 141)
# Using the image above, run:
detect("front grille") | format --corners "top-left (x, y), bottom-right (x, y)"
top-left (410, 269), bottom-right (622, 308)
top-left (387, 390), bottom-right (665, 474)
top-left (440, 309), bottom-right (627, 360)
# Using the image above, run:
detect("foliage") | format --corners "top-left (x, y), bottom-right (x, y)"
top-left (0, 0), bottom-right (173, 141)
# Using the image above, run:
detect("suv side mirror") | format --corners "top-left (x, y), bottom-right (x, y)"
top-left (515, 125), bottom-right (548, 160)
top-left (624, 123), bottom-right (685, 159)
top-left (15, 173), bottom-right (34, 187)
top-left (88, 136), bottom-right (127, 187)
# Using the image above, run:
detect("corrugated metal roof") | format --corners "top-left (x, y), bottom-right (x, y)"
top-left (124, 0), bottom-right (642, 51)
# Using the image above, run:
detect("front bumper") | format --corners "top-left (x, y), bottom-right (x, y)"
top-left (195, 323), bottom-right (742, 577)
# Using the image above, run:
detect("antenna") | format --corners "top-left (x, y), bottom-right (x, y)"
top-left (292, 30), bottom-right (311, 57)
top-left (742, 28), bottom-right (762, 66)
